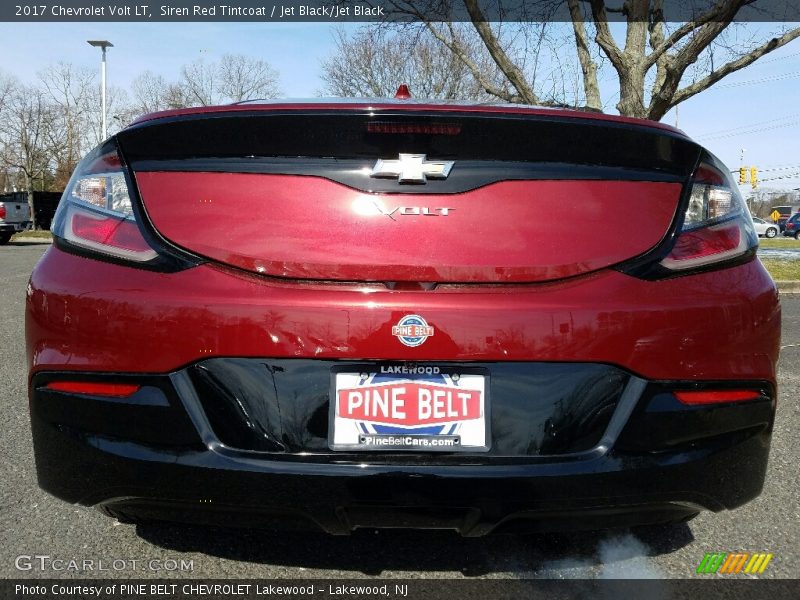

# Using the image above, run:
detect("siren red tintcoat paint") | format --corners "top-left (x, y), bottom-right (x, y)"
top-left (136, 173), bottom-right (682, 283)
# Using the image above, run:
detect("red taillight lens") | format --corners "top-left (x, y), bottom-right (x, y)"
top-left (71, 211), bottom-right (153, 253)
top-left (674, 389), bottom-right (762, 405)
top-left (661, 222), bottom-right (745, 268)
top-left (85, 151), bottom-right (122, 174)
top-left (44, 381), bottom-right (140, 397)
top-left (691, 164), bottom-right (727, 186)
top-left (0, 204), bottom-right (6, 219)
top-left (53, 146), bottom-right (159, 263)
top-left (660, 162), bottom-right (757, 271)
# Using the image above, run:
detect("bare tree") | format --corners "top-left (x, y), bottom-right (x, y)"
top-left (38, 62), bottom-right (95, 188)
top-left (321, 25), bottom-right (502, 99)
top-left (0, 85), bottom-right (59, 227)
top-left (384, 0), bottom-right (800, 120)
top-left (178, 54), bottom-right (281, 106)
top-left (132, 71), bottom-right (171, 113)
top-left (81, 84), bottom-right (134, 146)
top-left (0, 72), bottom-right (19, 193)
top-left (180, 58), bottom-right (218, 106)
top-left (0, 70), bottom-right (15, 116)
top-left (218, 54), bottom-right (281, 101)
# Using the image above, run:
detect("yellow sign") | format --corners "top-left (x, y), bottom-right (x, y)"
top-left (770, 210), bottom-right (781, 222)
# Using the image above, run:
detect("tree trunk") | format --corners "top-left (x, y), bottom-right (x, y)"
top-left (26, 176), bottom-right (37, 230)
top-left (27, 194), bottom-right (37, 230)
top-left (616, 67), bottom-right (647, 119)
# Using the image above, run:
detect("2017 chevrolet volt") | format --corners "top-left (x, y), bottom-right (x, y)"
top-left (26, 98), bottom-right (781, 535)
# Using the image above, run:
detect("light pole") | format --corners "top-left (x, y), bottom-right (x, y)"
top-left (87, 40), bottom-right (113, 140)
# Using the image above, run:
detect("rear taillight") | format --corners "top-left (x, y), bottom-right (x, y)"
top-left (660, 161), bottom-right (757, 271)
top-left (52, 142), bottom-right (159, 263)
top-left (0, 203), bottom-right (5, 219)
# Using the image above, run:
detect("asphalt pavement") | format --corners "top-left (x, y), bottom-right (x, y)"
top-left (1, 241), bottom-right (798, 580)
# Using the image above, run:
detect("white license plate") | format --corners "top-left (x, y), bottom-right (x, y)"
top-left (329, 367), bottom-right (489, 452)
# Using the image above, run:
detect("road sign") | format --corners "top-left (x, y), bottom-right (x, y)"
top-left (770, 210), bottom-right (781, 222)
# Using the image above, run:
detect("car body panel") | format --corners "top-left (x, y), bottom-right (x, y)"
top-left (27, 246), bottom-right (779, 383)
top-left (136, 173), bottom-right (682, 283)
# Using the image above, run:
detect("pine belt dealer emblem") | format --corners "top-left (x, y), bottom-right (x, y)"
top-left (392, 315), bottom-right (435, 347)
top-left (371, 154), bottom-right (454, 184)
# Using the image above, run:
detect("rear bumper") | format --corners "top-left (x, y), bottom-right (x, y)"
top-left (26, 247), bottom-right (780, 534)
top-left (0, 222), bottom-right (29, 234)
top-left (30, 407), bottom-right (772, 536)
top-left (29, 363), bottom-right (775, 535)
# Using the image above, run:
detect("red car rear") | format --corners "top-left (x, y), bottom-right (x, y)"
top-left (26, 100), bottom-right (780, 534)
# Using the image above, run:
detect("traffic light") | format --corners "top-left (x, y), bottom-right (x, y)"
top-left (750, 167), bottom-right (758, 189)
top-left (739, 166), bottom-right (747, 185)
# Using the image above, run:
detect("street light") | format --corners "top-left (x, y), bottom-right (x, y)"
top-left (87, 40), bottom-right (114, 140)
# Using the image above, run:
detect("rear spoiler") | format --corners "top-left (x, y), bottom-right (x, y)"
top-left (118, 110), bottom-right (702, 194)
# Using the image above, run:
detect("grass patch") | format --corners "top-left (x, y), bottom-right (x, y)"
top-left (11, 230), bottom-right (53, 240)
top-left (761, 259), bottom-right (800, 280)
top-left (758, 237), bottom-right (799, 249)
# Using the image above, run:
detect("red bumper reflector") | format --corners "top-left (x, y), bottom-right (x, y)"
top-left (674, 389), bottom-right (762, 405)
top-left (44, 381), bottom-right (141, 397)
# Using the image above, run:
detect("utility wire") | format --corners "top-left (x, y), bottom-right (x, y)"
top-left (695, 112), bottom-right (800, 139)
top-left (714, 70), bottom-right (800, 89)
top-left (758, 51), bottom-right (800, 65)
top-left (760, 171), bottom-right (800, 183)
top-left (759, 164), bottom-right (800, 173)
top-left (698, 120), bottom-right (800, 141)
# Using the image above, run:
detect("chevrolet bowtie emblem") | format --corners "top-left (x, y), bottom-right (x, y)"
top-left (370, 154), bottom-right (454, 184)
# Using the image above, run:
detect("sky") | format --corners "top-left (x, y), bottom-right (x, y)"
top-left (1, 20), bottom-right (799, 193)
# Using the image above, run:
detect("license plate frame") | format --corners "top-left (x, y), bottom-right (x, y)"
top-left (328, 364), bottom-right (490, 452)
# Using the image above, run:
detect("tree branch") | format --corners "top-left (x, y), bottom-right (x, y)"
top-left (648, 0), bottom-right (671, 108)
top-left (462, 0), bottom-right (539, 104)
top-left (671, 12), bottom-right (740, 74)
top-left (669, 27), bottom-right (800, 107)
top-left (423, 21), bottom-right (518, 102)
top-left (622, 0), bottom-right (650, 57)
top-left (589, 0), bottom-right (624, 69)
top-left (568, 0), bottom-right (602, 110)
top-left (644, 0), bottom-right (750, 69)
top-left (646, 1), bottom-right (746, 120)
